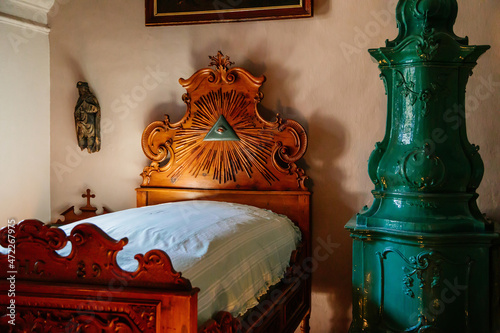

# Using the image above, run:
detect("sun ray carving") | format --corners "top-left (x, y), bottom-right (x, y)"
top-left (167, 88), bottom-right (277, 185)
top-left (141, 52), bottom-right (308, 190)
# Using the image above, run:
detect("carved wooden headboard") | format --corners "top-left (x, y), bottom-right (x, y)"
top-left (139, 51), bottom-right (307, 191)
top-left (136, 51), bottom-right (310, 247)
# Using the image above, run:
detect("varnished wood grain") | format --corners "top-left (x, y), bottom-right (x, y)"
top-left (140, 52), bottom-right (308, 191)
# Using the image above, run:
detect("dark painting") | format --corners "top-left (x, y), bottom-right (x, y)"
top-left (146, 0), bottom-right (312, 25)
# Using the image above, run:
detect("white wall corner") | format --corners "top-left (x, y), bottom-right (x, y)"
top-left (0, 0), bottom-right (55, 32)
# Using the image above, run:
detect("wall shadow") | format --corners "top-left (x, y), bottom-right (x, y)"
top-left (146, 92), bottom-right (187, 126)
top-left (306, 111), bottom-right (362, 332)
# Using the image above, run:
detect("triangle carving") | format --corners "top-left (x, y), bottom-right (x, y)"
top-left (203, 115), bottom-right (240, 141)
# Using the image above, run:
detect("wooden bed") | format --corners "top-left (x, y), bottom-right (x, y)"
top-left (0, 52), bottom-right (311, 333)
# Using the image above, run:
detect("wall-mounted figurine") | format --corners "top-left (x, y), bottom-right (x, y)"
top-left (75, 81), bottom-right (101, 153)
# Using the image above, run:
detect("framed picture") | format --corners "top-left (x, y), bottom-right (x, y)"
top-left (145, 0), bottom-right (312, 26)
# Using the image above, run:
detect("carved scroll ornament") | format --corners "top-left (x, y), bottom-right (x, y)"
top-left (141, 52), bottom-right (308, 191)
top-left (1, 311), bottom-right (126, 333)
top-left (1, 306), bottom-right (155, 333)
top-left (0, 220), bottom-right (192, 290)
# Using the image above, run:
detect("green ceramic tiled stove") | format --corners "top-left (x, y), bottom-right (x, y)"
top-left (345, 0), bottom-right (499, 331)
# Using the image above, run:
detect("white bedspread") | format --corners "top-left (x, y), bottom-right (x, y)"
top-left (56, 200), bottom-right (301, 325)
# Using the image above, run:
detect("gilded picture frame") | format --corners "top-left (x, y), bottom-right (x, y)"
top-left (145, 0), bottom-right (312, 26)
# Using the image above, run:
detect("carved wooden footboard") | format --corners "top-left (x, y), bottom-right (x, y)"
top-left (0, 220), bottom-right (198, 332)
top-left (0, 217), bottom-right (309, 333)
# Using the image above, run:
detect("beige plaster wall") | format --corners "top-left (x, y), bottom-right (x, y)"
top-left (0, 18), bottom-right (51, 226)
top-left (48, 0), bottom-right (500, 331)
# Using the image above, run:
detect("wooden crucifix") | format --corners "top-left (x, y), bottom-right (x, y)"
top-left (52, 189), bottom-right (112, 226)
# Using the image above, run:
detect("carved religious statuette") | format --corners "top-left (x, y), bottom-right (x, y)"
top-left (75, 81), bottom-right (101, 153)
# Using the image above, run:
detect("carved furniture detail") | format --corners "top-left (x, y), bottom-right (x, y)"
top-left (53, 189), bottom-right (112, 226)
top-left (140, 51), bottom-right (308, 191)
